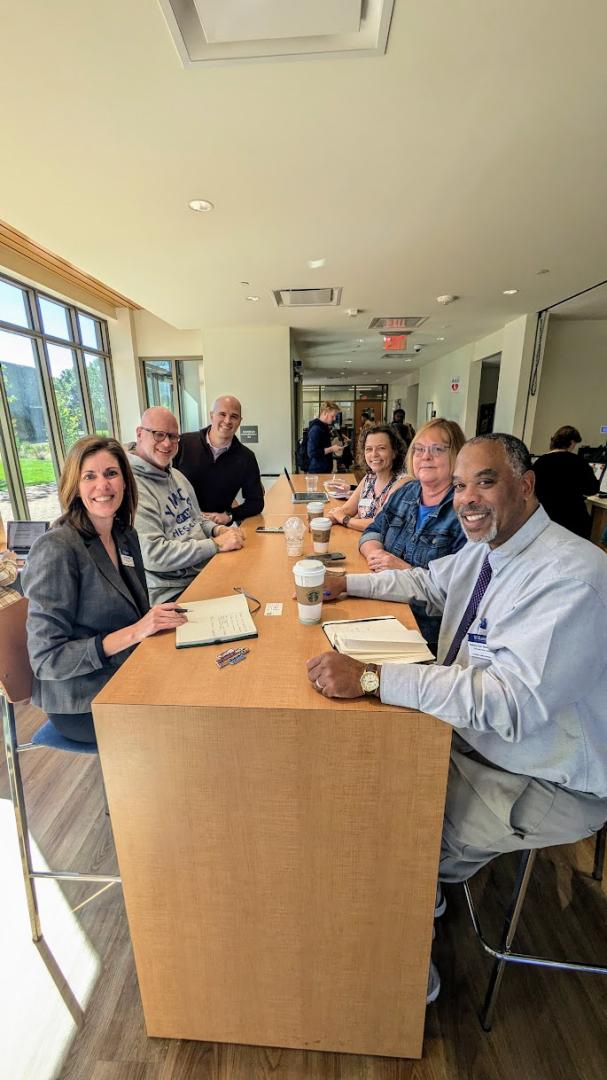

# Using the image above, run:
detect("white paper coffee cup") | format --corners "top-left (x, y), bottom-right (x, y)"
top-left (310, 517), bottom-right (332, 554)
top-left (306, 500), bottom-right (325, 527)
top-left (293, 558), bottom-right (325, 623)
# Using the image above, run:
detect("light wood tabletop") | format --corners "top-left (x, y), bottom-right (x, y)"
top-left (93, 475), bottom-right (452, 1059)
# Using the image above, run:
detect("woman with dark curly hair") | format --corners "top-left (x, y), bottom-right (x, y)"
top-left (327, 424), bottom-right (410, 533)
top-left (22, 435), bottom-right (187, 744)
top-left (532, 425), bottom-right (599, 538)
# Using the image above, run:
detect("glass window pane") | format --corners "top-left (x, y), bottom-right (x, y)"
top-left (143, 359), bottom-right (175, 412)
top-left (0, 279), bottom-right (31, 329)
top-left (85, 352), bottom-right (113, 435)
top-left (39, 296), bottom-right (72, 341)
top-left (177, 359), bottom-right (203, 432)
top-left (0, 442), bottom-right (18, 526)
top-left (47, 344), bottom-right (88, 449)
top-left (0, 329), bottom-right (60, 521)
top-left (78, 312), bottom-right (103, 350)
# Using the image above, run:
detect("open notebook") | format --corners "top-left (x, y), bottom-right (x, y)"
top-left (322, 615), bottom-right (434, 664)
top-left (175, 592), bottom-right (258, 649)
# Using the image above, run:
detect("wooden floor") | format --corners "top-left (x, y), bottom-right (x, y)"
top-left (1, 703), bottom-right (606, 1080)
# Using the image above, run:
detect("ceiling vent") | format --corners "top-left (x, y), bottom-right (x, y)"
top-left (159, 1), bottom-right (395, 67)
top-left (273, 287), bottom-right (343, 308)
top-left (368, 315), bottom-right (428, 331)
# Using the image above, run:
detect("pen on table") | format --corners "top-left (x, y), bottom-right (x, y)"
top-left (174, 606), bottom-right (188, 614)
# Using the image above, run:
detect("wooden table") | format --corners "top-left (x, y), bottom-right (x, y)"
top-left (93, 476), bottom-right (452, 1059)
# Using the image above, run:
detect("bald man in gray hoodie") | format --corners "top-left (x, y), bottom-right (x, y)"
top-left (127, 407), bottom-right (244, 603)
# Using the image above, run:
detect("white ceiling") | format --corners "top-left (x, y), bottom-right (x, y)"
top-left (1, 1), bottom-right (607, 386)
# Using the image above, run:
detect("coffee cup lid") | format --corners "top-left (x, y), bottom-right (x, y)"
top-left (310, 517), bottom-right (331, 528)
top-left (293, 559), bottom-right (325, 574)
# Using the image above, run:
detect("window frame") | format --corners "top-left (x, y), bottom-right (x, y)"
top-left (0, 270), bottom-right (118, 519)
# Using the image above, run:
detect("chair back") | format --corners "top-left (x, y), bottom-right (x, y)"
top-left (0, 596), bottom-right (33, 704)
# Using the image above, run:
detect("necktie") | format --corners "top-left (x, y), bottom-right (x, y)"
top-left (443, 555), bottom-right (492, 666)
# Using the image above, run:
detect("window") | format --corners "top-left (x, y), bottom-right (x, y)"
top-left (141, 357), bottom-right (204, 432)
top-left (0, 271), bottom-right (117, 521)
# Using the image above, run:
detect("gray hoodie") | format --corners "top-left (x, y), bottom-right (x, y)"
top-left (127, 448), bottom-right (218, 604)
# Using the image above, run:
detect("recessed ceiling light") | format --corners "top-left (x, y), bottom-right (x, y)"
top-left (307, 258), bottom-right (326, 269)
top-left (345, 360), bottom-right (352, 363)
top-left (246, 295), bottom-right (260, 302)
top-left (188, 199), bottom-right (214, 212)
top-left (503, 289), bottom-right (519, 296)
top-left (436, 336), bottom-right (445, 341)
top-left (436, 294), bottom-right (457, 305)
top-left (386, 371), bottom-right (392, 374)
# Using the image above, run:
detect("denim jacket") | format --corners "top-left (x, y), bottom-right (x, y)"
top-left (359, 480), bottom-right (465, 567)
top-left (359, 480), bottom-right (465, 650)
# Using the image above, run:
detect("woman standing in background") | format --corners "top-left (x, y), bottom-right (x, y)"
top-left (532, 425), bottom-right (599, 538)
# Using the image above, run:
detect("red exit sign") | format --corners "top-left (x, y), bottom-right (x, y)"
top-left (383, 335), bottom-right (407, 351)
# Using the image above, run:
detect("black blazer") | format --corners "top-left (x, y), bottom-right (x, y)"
top-left (22, 521), bottom-right (149, 715)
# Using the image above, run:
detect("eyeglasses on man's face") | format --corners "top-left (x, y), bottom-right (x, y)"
top-left (411, 442), bottom-right (450, 457)
top-left (140, 427), bottom-right (181, 445)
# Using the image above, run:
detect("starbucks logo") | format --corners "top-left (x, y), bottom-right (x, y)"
top-left (307, 590), bottom-right (321, 603)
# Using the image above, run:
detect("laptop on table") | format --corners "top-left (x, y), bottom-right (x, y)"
top-left (6, 520), bottom-right (49, 564)
top-left (284, 468), bottom-right (328, 504)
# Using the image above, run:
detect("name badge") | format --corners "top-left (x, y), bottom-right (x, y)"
top-left (467, 632), bottom-right (492, 662)
top-left (120, 551), bottom-right (135, 567)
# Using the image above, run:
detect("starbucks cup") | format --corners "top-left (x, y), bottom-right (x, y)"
top-left (310, 517), bottom-right (332, 554)
top-left (293, 559), bottom-right (326, 624)
top-left (306, 500), bottom-right (325, 528)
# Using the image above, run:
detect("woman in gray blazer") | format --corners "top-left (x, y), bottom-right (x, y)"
top-left (22, 436), bottom-right (187, 744)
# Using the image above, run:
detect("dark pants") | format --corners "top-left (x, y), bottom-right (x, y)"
top-left (47, 711), bottom-right (96, 745)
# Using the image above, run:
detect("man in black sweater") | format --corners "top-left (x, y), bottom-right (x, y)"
top-left (174, 395), bottom-right (264, 525)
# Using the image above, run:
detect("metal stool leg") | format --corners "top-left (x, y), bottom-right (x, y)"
top-left (480, 849), bottom-right (537, 1031)
top-left (592, 823), bottom-right (606, 882)
top-left (2, 697), bottom-right (42, 941)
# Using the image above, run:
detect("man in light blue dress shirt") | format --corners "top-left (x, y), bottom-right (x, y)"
top-left (307, 434), bottom-right (607, 882)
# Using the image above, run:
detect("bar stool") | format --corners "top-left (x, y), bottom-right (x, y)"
top-left (1, 597), bottom-right (120, 943)
top-left (463, 834), bottom-right (607, 1031)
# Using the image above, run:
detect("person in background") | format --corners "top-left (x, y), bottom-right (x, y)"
top-left (22, 436), bottom-right (187, 745)
top-left (532, 424), bottom-right (599, 538)
top-left (307, 401), bottom-right (347, 473)
top-left (327, 425), bottom-right (409, 533)
top-left (391, 407), bottom-right (416, 451)
top-left (128, 407), bottom-right (244, 604)
top-left (358, 418), bottom-right (466, 649)
top-left (174, 395), bottom-right (264, 524)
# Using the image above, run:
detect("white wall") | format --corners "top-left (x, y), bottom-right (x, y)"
top-left (416, 316), bottom-right (537, 438)
top-left (529, 318), bottom-right (607, 454)
top-left (134, 309), bottom-right (203, 357)
top-left (201, 326), bottom-right (292, 475)
top-left (108, 308), bottom-right (144, 442)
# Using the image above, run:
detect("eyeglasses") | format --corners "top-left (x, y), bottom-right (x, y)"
top-left (411, 443), bottom-right (450, 457)
top-left (140, 427), bottom-right (181, 445)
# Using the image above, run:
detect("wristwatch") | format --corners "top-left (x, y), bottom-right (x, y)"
top-left (342, 514), bottom-right (351, 527)
top-left (360, 663), bottom-right (381, 696)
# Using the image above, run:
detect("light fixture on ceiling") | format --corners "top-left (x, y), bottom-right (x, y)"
top-left (240, 280), bottom-right (250, 286)
top-left (536, 268), bottom-right (550, 275)
top-left (436, 294), bottom-right (457, 305)
top-left (246, 295), bottom-right (260, 302)
top-left (386, 371), bottom-right (392, 374)
top-left (503, 288), bottom-right (519, 296)
top-left (307, 258), bottom-right (326, 269)
top-left (345, 360), bottom-right (352, 363)
top-left (188, 198), bottom-right (214, 212)
top-left (436, 336), bottom-right (445, 341)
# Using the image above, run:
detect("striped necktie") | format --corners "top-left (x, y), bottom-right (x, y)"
top-left (443, 555), bottom-right (493, 666)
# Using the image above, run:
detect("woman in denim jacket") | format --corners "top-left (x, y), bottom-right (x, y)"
top-left (359, 418), bottom-right (466, 651)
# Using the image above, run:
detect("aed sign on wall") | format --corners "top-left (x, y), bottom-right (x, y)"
top-left (450, 376), bottom-right (461, 393)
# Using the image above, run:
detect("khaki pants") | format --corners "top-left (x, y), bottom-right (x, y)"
top-left (440, 740), bottom-right (607, 884)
